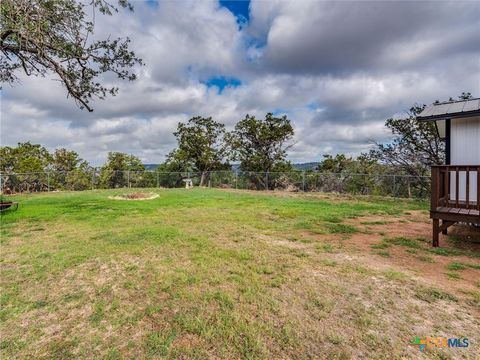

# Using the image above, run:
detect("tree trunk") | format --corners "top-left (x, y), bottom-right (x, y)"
top-left (199, 171), bottom-right (208, 187)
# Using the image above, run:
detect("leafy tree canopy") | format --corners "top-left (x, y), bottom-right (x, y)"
top-left (160, 149), bottom-right (194, 173)
top-left (0, 142), bottom-right (52, 173)
top-left (370, 92), bottom-right (473, 180)
top-left (229, 113), bottom-right (294, 172)
top-left (0, 0), bottom-right (142, 111)
top-left (317, 154), bottom-right (353, 174)
top-left (168, 116), bottom-right (230, 185)
top-left (101, 151), bottom-right (144, 172)
top-left (99, 151), bottom-right (144, 188)
top-left (51, 148), bottom-right (87, 172)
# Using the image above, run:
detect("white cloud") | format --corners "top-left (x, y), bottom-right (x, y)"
top-left (1, 0), bottom-right (479, 165)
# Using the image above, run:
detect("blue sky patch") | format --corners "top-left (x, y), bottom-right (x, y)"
top-left (204, 76), bottom-right (242, 93)
top-left (220, 0), bottom-right (250, 26)
top-left (145, 0), bottom-right (159, 9)
top-left (271, 108), bottom-right (288, 116)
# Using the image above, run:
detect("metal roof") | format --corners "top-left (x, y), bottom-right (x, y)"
top-left (416, 98), bottom-right (480, 121)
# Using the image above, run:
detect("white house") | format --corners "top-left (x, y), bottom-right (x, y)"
top-left (416, 98), bottom-right (480, 246)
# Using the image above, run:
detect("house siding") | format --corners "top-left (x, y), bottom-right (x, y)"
top-left (450, 116), bottom-right (480, 202)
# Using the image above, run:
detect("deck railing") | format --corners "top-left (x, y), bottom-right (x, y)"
top-left (431, 165), bottom-right (480, 212)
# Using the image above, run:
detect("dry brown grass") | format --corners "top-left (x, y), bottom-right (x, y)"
top-left (1, 189), bottom-right (479, 359)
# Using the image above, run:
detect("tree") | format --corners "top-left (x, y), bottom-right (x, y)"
top-left (229, 113), bottom-right (294, 172)
top-left (160, 149), bottom-right (193, 173)
top-left (370, 105), bottom-right (444, 179)
top-left (51, 148), bottom-right (84, 173)
top-left (170, 116), bottom-right (230, 186)
top-left (99, 151), bottom-right (144, 188)
top-left (0, 142), bottom-right (52, 173)
top-left (0, 142), bottom-right (53, 192)
top-left (368, 95), bottom-right (478, 194)
top-left (371, 92), bottom-right (475, 179)
top-left (1, 0), bottom-right (142, 111)
top-left (51, 148), bottom-right (91, 189)
top-left (316, 154), bottom-right (353, 173)
top-left (65, 161), bottom-right (93, 190)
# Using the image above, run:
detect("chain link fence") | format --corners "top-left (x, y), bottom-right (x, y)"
top-left (0, 170), bottom-right (431, 199)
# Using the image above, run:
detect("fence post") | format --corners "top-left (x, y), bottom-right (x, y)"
top-left (393, 175), bottom-right (396, 198)
top-left (127, 170), bottom-right (130, 188)
top-left (47, 172), bottom-right (50, 192)
top-left (156, 171), bottom-right (159, 188)
top-left (302, 171), bottom-right (305, 192)
top-left (235, 171), bottom-right (238, 189)
top-left (265, 171), bottom-right (269, 191)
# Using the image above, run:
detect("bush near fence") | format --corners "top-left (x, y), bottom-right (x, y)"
top-left (0, 170), bottom-right (431, 199)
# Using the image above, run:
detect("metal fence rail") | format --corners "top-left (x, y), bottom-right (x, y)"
top-left (0, 170), bottom-right (431, 199)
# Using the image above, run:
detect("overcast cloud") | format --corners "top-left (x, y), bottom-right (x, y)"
top-left (1, 0), bottom-right (479, 165)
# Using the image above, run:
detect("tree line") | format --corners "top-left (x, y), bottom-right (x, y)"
top-left (1, 93), bottom-right (474, 194)
top-left (0, 113), bottom-right (295, 191)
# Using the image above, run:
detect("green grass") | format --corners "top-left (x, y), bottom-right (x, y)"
top-left (383, 236), bottom-right (423, 249)
top-left (446, 261), bottom-right (480, 271)
top-left (447, 262), bottom-right (468, 271)
top-left (417, 255), bottom-right (435, 263)
top-left (374, 250), bottom-right (391, 258)
top-left (1, 188), bottom-right (479, 359)
top-left (445, 272), bottom-right (462, 280)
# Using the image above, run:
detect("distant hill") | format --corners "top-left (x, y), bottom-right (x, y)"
top-left (292, 162), bottom-right (320, 170)
top-left (143, 164), bottom-right (159, 171)
top-left (143, 162), bottom-right (320, 171)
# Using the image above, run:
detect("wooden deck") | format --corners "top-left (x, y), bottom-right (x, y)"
top-left (430, 165), bottom-right (480, 246)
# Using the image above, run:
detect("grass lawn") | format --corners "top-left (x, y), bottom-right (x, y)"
top-left (1, 188), bottom-right (479, 359)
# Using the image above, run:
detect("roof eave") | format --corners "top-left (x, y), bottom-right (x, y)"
top-left (416, 109), bottom-right (480, 122)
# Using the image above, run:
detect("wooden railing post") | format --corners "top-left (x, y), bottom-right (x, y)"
top-left (477, 166), bottom-right (480, 213)
top-left (444, 167), bottom-right (449, 206)
top-left (455, 167), bottom-right (459, 208)
top-left (466, 167), bottom-right (470, 209)
top-left (431, 166), bottom-right (439, 211)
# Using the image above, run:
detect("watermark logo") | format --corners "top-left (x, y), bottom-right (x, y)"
top-left (410, 337), bottom-right (469, 351)
top-left (411, 337), bottom-right (427, 351)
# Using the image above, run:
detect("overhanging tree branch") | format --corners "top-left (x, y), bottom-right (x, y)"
top-left (0, 0), bottom-right (143, 111)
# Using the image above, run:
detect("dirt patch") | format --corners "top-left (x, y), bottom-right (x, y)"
top-left (334, 212), bottom-right (480, 298)
top-left (108, 192), bottom-right (159, 201)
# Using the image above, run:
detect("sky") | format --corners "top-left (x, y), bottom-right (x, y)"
top-left (1, 0), bottom-right (480, 165)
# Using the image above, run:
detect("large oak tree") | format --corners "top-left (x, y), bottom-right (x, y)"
top-left (229, 113), bottom-right (294, 172)
top-left (0, 0), bottom-right (142, 111)
top-left (167, 116), bottom-right (230, 186)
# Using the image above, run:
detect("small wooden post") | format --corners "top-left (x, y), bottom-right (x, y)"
top-left (431, 167), bottom-right (439, 211)
top-left (433, 218), bottom-right (440, 247)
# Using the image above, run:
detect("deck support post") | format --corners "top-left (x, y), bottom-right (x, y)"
top-left (442, 226), bottom-right (448, 235)
top-left (432, 218), bottom-right (440, 247)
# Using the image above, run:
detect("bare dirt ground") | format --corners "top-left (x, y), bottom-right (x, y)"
top-left (343, 210), bottom-right (480, 298)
